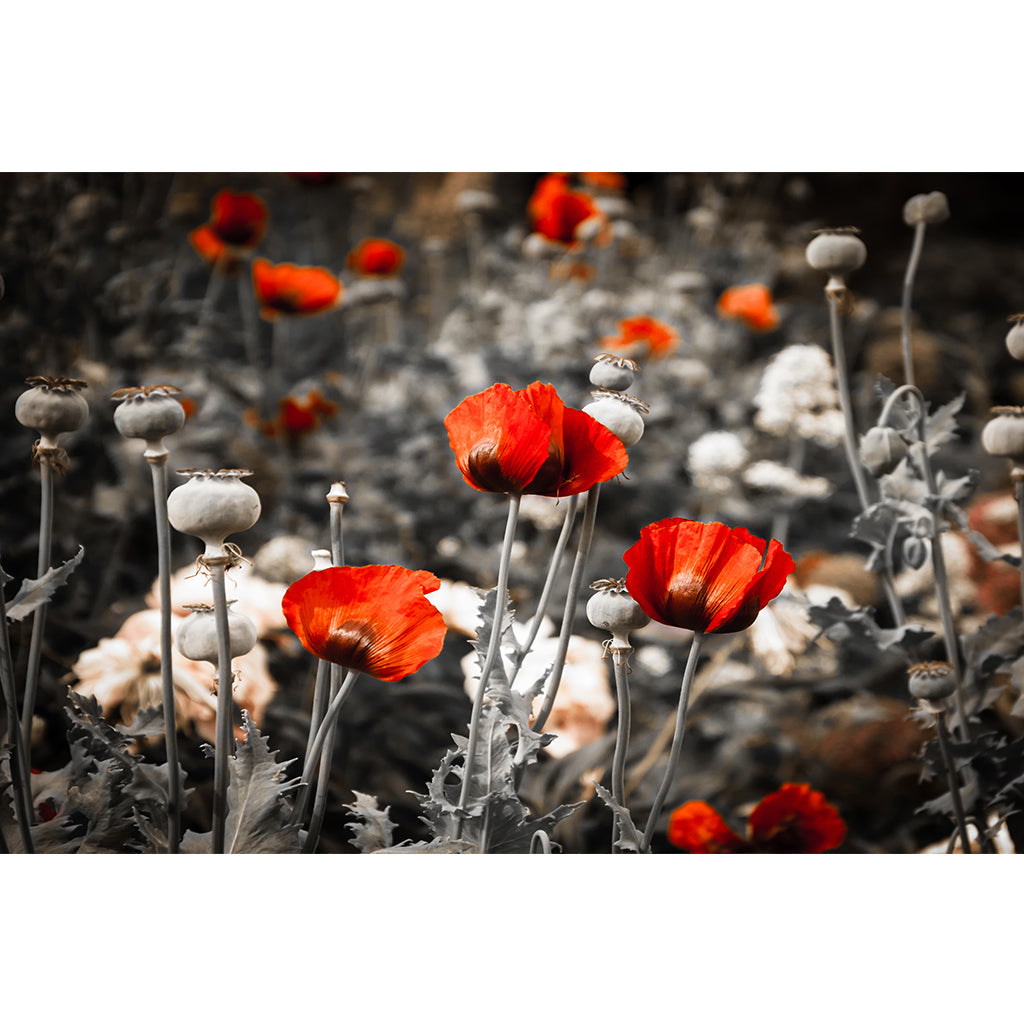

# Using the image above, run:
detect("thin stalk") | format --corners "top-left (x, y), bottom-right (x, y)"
top-left (192, 259), bottom-right (227, 347)
top-left (302, 663), bottom-right (341, 853)
top-left (21, 456), bottom-right (54, 750)
top-left (300, 660), bottom-right (330, 792)
top-left (237, 262), bottom-right (263, 378)
top-left (529, 484), bottom-right (601, 738)
top-left (610, 646), bottom-right (632, 854)
top-left (1014, 473), bottom-right (1024, 616)
top-left (0, 557), bottom-right (35, 854)
top-left (934, 708), bottom-right (972, 854)
top-left (827, 294), bottom-right (906, 627)
top-left (455, 494), bottom-right (521, 825)
top-left (210, 559), bottom-right (234, 855)
top-left (770, 433), bottom-right (805, 549)
top-left (148, 455), bottom-right (180, 853)
top-left (639, 632), bottom-right (705, 854)
top-left (508, 493), bottom-right (579, 681)
top-left (291, 668), bottom-right (360, 826)
top-left (900, 222), bottom-right (927, 389)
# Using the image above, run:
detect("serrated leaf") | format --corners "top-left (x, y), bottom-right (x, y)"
top-left (593, 782), bottom-right (642, 853)
top-left (344, 791), bottom-right (396, 853)
top-left (947, 505), bottom-right (1022, 568)
top-left (936, 469), bottom-right (979, 508)
top-left (4, 546), bottom-right (85, 622)
top-left (807, 597), bottom-right (937, 663)
top-left (924, 393), bottom-right (965, 453)
top-left (879, 462), bottom-right (929, 506)
top-left (964, 610), bottom-right (1024, 680)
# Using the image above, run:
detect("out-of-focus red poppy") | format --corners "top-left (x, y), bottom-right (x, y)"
top-left (188, 189), bottom-right (268, 266)
top-left (445, 381), bottom-right (628, 498)
top-left (580, 172), bottom-right (626, 193)
top-left (716, 283), bottom-right (780, 331)
top-left (245, 388), bottom-right (339, 439)
top-left (288, 172), bottom-right (341, 186)
top-left (252, 259), bottom-right (343, 319)
top-left (177, 396), bottom-right (198, 421)
top-left (347, 238), bottom-right (406, 278)
top-left (603, 315), bottom-right (679, 360)
top-left (527, 173), bottom-right (611, 247)
top-left (668, 783), bottom-right (846, 853)
top-left (282, 564), bottom-right (447, 682)
top-left (624, 518), bottom-right (794, 634)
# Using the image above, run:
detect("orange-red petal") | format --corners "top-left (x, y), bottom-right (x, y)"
top-left (252, 258), bottom-right (343, 319)
top-left (282, 565), bottom-right (446, 682)
top-left (210, 189), bottom-right (268, 248)
top-left (667, 801), bottom-right (750, 853)
top-left (748, 783), bottom-right (846, 853)
top-left (716, 284), bottom-right (780, 332)
top-left (188, 224), bottom-right (228, 265)
top-left (347, 238), bottom-right (406, 277)
top-left (623, 519), bottom-right (794, 634)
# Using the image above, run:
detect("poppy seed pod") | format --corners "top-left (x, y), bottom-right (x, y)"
top-left (111, 385), bottom-right (186, 459)
top-left (805, 229), bottom-right (867, 284)
top-left (907, 661), bottom-right (957, 702)
top-left (15, 376), bottom-right (89, 449)
top-left (1006, 317), bottom-right (1024, 362)
top-left (175, 603), bottom-right (257, 665)
top-left (166, 469), bottom-right (261, 557)
top-left (859, 425), bottom-right (910, 477)
top-left (587, 579), bottom-right (649, 650)
top-left (590, 354), bottom-right (638, 392)
top-left (981, 407), bottom-right (1024, 462)
top-left (582, 391), bottom-right (648, 448)
top-left (903, 192), bottom-right (950, 227)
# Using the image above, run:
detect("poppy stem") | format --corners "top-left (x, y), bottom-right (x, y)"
top-left (508, 493), bottom-right (580, 683)
top-left (302, 663), bottom-right (341, 853)
top-left (933, 707), bottom-right (972, 854)
top-left (827, 294), bottom-right (907, 628)
top-left (610, 646), bottom-right (632, 853)
top-left (530, 483), bottom-right (602, 738)
top-left (900, 221), bottom-right (927, 390)
top-left (1015, 471), bottom-right (1024, 616)
top-left (291, 668), bottom-right (360, 829)
top-left (455, 493), bottom-right (521, 829)
top-left (21, 456), bottom-right (54, 751)
top-left (148, 453), bottom-right (180, 853)
top-left (210, 558), bottom-right (234, 855)
top-left (298, 659), bottom-right (330, 811)
top-left (0, 550), bottom-right (35, 853)
top-left (639, 632), bottom-right (705, 853)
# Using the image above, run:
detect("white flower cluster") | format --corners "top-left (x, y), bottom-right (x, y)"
top-left (688, 430), bottom-right (748, 494)
top-left (753, 343), bottom-right (845, 445)
top-left (741, 460), bottom-right (832, 499)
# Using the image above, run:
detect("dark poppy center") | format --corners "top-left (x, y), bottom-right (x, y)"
top-left (324, 618), bottom-right (376, 671)
top-left (467, 442), bottom-right (522, 492)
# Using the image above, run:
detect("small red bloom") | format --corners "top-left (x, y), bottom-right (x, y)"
top-left (716, 283), bottom-right (780, 332)
top-left (282, 565), bottom-right (447, 682)
top-left (252, 259), bottom-right (343, 319)
top-left (604, 316), bottom-right (679, 360)
top-left (527, 173), bottom-right (610, 247)
top-left (445, 381), bottom-right (628, 498)
top-left (188, 189), bottom-right (268, 265)
top-left (668, 784), bottom-right (846, 854)
top-left (580, 171), bottom-right (627, 193)
top-left (245, 388), bottom-right (339, 439)
top-left (347, 238), bottom-right (406, 278)
top-left (623, 518), bottom-right (794, 634)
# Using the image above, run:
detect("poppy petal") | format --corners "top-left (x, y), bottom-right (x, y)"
top-left (188, 224), bottom-right (227, 265)
top-left (748, 783), bottom-right (846, 853)
top-left (667, 801), bottom-right (750, 853)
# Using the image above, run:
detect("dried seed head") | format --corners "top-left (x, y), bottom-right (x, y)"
top-left (590, 353), bottom-right (639, 391)
top-left (805, 228), bottom-right (867, 288)
top-left (166, 469), bottom-right (261, 557)
top-left (111, 384), bottom-right (186, 459)
top-left (907, 660), bottom-right (956, 702)
top-left (859, 425), bottom-right (910, 477)
top-left (1005, 315), bottom-right (1024, 361)
top-left (587, 578), bottom-right (650, 651)
top-left (582, 390), bottom-right (648, 448)
top-left (175, 602), bottom-right (257, 665)
top-left (16, 376), bottom-right (90, 449)
top-left (903, 191), bottom-right (950, 227)
top-left (981, 407), bottom-right (1024, 461)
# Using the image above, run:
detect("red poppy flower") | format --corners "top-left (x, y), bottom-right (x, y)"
top-left (347, 238), bottom-right (406, 278)
top-left (604, 315), bottom-right (679, 360)
top-left (716, 283), bottom-right (780, 332)
top-left (668, 784), bottom-right (846, 854)
top-left (252, 258), bottom-right (343, 319)
top-left (527, 173), bottom-right (610, 246)
top-left (188, 189), bottom-right (268, 265)
top-left (623, 518), bottom-right (794, 634)
top-left (580, 172), bottom-right (627, 193)
top-left (445, 381), bottom-right (628, 498)
top-left (245, 388), bottom-right (339, 439)
top-left (282, 565), bottom-right (446, 682)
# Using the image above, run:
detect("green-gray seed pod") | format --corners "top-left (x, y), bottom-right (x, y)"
top-left (166, 469), bottom-right (261, 557)
top-left (16, 377), bottom-right (89, 448)
top-left (902, 192), bottom-right (950, 227)
top-left (907, 661), bottom-right (956, 701)
top-left (981, 407), bottom-right (1024, 461)
top-left (175, 603), bottom-right (257, 665)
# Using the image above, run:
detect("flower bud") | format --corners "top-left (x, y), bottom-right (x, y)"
top-left (582, 391), bottom-right (649, 448)
top-left (16, 376), bottom-right (89, 449)
top-left (901, 535), bottom-right (930, 571)
top-left (907, 660), bottom-right (956, 702)
top-left (587, 579), bottom-right (649, 651)
top-left (166, 469), bottom-right (261, 558)
top-left (590, 354), bottom-right (638, 392)
top-left (1006, 316), bottom-right (1024, 362)
top-left (175, 603), bottom-right (257, 665)
top-left (111, 384), bottom-right (186, 459)
top-left (903, 192), bottom-right (950, 227)
top-left (859, 425), bottom-right (909, 477)
top-left (981, 407), bottom-right (1024, 462)
top-left (805, 229), bottom-right (867, 282)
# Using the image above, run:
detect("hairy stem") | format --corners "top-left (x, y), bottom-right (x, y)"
top-left (639, 632), bottom-right (705, 854)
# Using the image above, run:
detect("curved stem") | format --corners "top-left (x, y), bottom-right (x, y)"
top-left (210, 560), bottom-right (234, 855)
top-left (508, 493), bottom-right (579, 682)
top-left (639, 632), bottom-right (705, 854)
top-left (530, 830), bottom-right (553, 854)
top-left (21, 457), bottom-right (54, 751)
top-left (934, 709), bottom-right (972, 854)
top-left (900, 222), bottom-right (927, 389)
top-left (610, 646), bottom-right (632, 854)
top-left (455, 494), bottom-right (521, 823)
top-left (530, 484), bottom-right (602, 738)
top-left (149, 456), bottom-right (180, 853)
